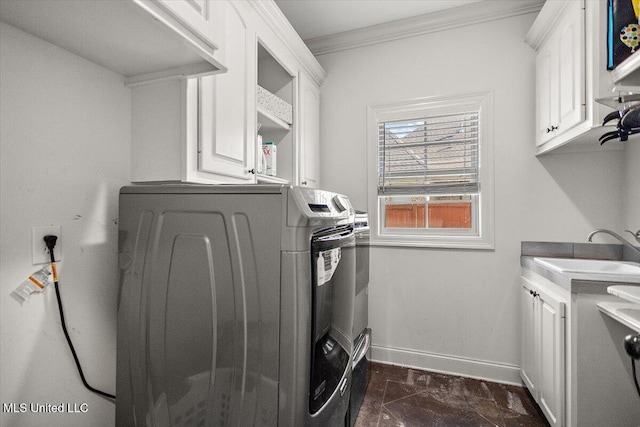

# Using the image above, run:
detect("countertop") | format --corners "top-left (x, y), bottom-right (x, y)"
top-left (521, 241), bottom-right (640, 293)
top-left (521, 241), bottom-right (640, 331)
top-left (520, 256), bottom-right (638, 293)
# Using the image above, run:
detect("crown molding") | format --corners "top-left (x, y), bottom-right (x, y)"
top-left (525, 0), bottom-right (572, 49)
top-left (249, 0), bottom-right (327, 86)
top-left (305, 0), bottom-right (545, 56)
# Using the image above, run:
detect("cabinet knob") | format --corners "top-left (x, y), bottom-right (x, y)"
top-left (301, 180), bottom-right (307, 186)
top-left (248, 168), bottom-right (256, 174)
top-left (546, 125), bottom-right (558, 133)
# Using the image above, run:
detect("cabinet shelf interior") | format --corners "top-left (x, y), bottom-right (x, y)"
top-left (258, 107), bottom-right (291, 132)
top-left (257, 41), bottom-right (294, 183)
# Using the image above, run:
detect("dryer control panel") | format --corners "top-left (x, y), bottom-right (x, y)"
top-left (288, 186), bottom-right (354, 226)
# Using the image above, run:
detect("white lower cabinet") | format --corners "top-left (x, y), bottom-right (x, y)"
top-left (521, 276), bottom-right (566, 427)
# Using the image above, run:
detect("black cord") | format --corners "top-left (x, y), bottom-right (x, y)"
top-left (632, 358), bottom-right (640, 399)
top-left (45, 236), bottom-right (115, 400)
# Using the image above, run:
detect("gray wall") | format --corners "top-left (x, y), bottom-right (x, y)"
top-left (0, 23), bottom-right (129, 426)
top-left (315, 11), bottom-right (632, 383)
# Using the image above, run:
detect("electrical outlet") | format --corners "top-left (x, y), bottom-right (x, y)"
top-left (32, 225), bottom-right (62, 265)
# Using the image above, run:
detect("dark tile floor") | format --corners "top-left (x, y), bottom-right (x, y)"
top-left (354, 362), bottom-right (550, 427)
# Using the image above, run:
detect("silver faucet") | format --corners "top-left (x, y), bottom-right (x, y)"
top-left (587, 229), bottom-right (640, 254)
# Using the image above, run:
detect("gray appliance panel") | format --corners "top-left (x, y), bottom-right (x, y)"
top-left (353, 226), bottom-right (369, 340)
top-left (279, 251), bottom-right (352, 427)
top-left (117, 192), bottom-right (282, 426)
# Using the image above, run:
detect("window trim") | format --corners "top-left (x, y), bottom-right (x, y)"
top-left (367, 91), bottom-right (495, 249)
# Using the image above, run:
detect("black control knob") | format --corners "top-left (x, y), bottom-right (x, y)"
top-left (625, 334), bottom-right (640, 359)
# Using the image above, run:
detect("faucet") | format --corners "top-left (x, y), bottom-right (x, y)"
top-left (587, 229), bottom-right (640, 254)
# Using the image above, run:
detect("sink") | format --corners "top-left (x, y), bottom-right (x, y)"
top-left (533, 257), bottom-right (640, 283)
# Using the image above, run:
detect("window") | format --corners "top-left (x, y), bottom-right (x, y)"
top-left (367, 92), bottom-right (494, 249)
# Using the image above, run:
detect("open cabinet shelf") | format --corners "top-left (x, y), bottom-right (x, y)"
top-left (256, 41), bottom-right (295, 184)
top-left (258, 106), bottom-right (291, 131)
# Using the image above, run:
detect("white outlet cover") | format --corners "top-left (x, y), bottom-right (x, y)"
top-left (32, 225), bottom-right (62, 265)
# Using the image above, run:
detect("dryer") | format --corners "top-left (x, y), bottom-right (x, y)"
top-left (116, 184), bottom-right (355, 426)
top-left (349, 210), bottom-right (371, 426)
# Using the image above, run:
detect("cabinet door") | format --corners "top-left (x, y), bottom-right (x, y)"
top-left (154, 0), bottom-right (222, 50)
top-left (537, 286), bottom-right (565, 427)
top-left (298, 71), bottom-right (320, 188)
top-left (520, 280), bottom-right (538, 394)
top-left (197, 2), bottom-right (254, 183)
top-left (535, 46), bottom-right (557, 146)
top-left (556, 0), bottom-right (585, 136)
top-left (534, 0), bottom-right (585, 147)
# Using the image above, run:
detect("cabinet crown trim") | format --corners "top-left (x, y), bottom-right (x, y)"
top-left (525, 0), bottom-right (576, 49)
top-left (305, 0), bottom-right (544, 56)
top-left (249, 0), bottom-right (327, 86)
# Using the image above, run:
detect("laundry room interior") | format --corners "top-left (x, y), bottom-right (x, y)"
top-left (1, 0), bottom-right (639, 426)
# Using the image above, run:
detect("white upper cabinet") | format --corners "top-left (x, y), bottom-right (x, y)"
top-left (298, 71), bottom-right (321, 188)
top-left (526, 0), bottom-right (616, 155)
top-left (556, 6), bottom-right (584, 139)
top-left (536, 45), bottom-right (557, 147)
top-left (131, 1), bottom-right (255, 184)
top-left (130, 0), bottom-right (326, 184)
top-left (0, 0), bottom-right (226, 84)
top-left (197, 2), bottom-right (254, 183)
top-left (152, 0), bottom-right (223, 51)
top-left (256, 41), bottom-right (296, 184)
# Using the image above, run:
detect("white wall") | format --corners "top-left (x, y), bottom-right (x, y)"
top-left (316, 12), bottom-right (629, 383)
top-left (0, 23), bottom-right (129, 426)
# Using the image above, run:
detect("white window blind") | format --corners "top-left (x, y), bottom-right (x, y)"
top-left (378, 111), bottom-right (479, 195)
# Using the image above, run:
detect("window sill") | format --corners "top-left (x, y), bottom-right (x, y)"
top-left (371, 235), bottom-right (495, 250)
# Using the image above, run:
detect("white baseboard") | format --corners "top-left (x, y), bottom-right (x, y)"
top-left (371, 345), bottom-right (522, 386)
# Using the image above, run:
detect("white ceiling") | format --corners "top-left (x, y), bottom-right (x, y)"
top-left (274, 0), bottom-right (483, 41)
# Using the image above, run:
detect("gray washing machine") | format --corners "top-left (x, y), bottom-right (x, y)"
top-left (116, 184), bottom-right (355, 426)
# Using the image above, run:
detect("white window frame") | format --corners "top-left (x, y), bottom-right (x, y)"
top-left (366, 91), bottom-right (495, 249)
